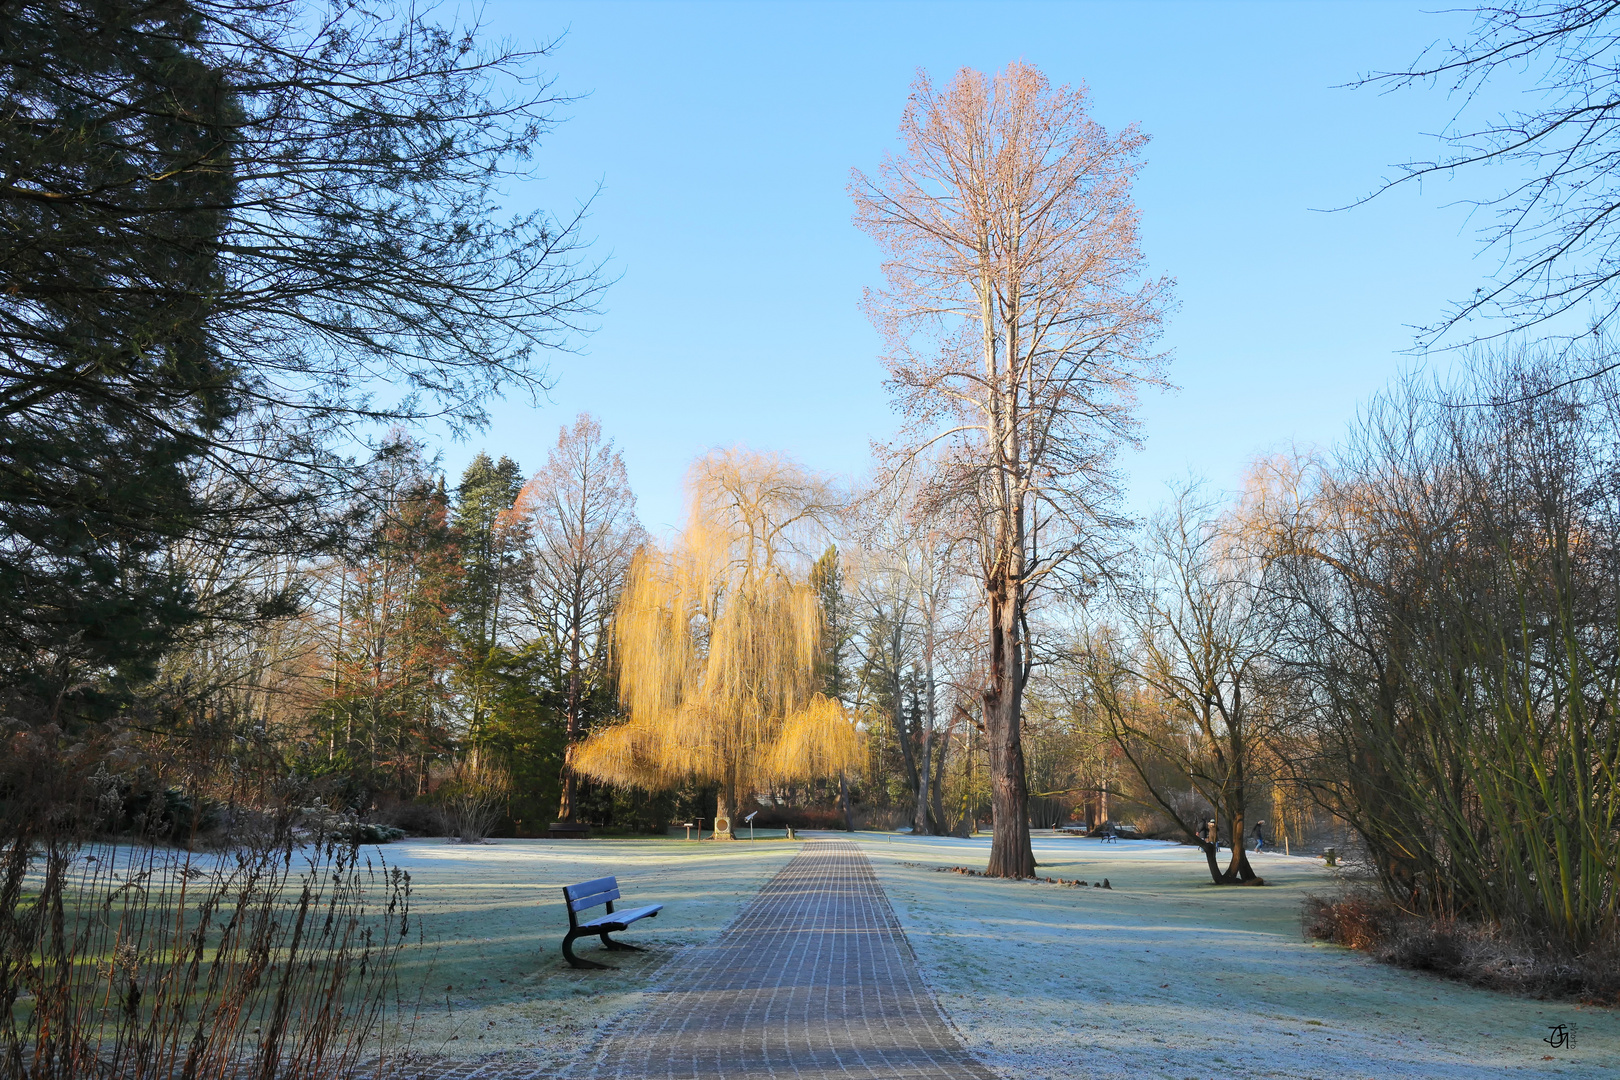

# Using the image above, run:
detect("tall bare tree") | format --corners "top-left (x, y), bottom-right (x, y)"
top-left (851, 62), bottom-right (1172, 876)
top-left (848, 506), bottom-right (923, 828)
top-left (510, 414), bottom-right (643, 823)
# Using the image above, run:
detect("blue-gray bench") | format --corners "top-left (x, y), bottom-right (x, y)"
top-left (561, 875), bottom-right (662, 969)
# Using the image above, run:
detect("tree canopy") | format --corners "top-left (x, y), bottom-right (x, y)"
top-left (573, 449), bottom-right (857, 834)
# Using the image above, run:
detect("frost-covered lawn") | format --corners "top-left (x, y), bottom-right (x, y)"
top-left (852, 832), bottom-right (1618, 1080)
top-left (376, 836), bottom-right (799, 1070)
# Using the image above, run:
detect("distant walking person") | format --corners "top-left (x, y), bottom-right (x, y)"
top-left (1253, 820), bottom-right (1266, 852)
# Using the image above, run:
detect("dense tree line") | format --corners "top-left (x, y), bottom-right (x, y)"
top-left (2, 0), bottom-right (1613, 969)
top-left (0, 0), bottom-right (600, 838)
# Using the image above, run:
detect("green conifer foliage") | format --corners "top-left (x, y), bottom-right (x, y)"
top-left (452, 452), bottom-right (524, 747)
top-left (0, 0), bottom-right (239, 691)
top-left (0, 0), bottom-right (598, 707)
top-left (323, 447), bottom-right (461, 797)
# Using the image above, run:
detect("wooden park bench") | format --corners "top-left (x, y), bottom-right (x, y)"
top-left (547, 821), bottom-right (590, 839)
top-left (560, 875), bottom-right (663, 969)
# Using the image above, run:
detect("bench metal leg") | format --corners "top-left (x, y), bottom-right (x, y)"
top-left (562, 930), bottom-right (612, 970)
top-left (599, 931), bottom-right (644, 952)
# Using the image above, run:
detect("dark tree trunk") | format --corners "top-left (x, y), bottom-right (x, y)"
top-left (984, 587), bottom-right (1034, 878)
top-left (557, 746), bottom-right (578, 822)
top-left (839, 772), bottom-right (854, 831)
top-left (555, 695), bottom-right (582, 822)
top-left (929, 720), bottom-right (949, 833)
top-left (1223, 808), bottom-right (1259, 882)
top-left (914, 721), bottom-right (933, 835)
top-left (1218, 743), bottom-right (1259, 883)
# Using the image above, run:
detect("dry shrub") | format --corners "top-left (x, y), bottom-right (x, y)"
top-left (0, 834), bottom-right (414, 1080)
top-left (0, 713), bottom-right (419, 1080)
top-left (436, 758), bottom-right (511, 843)
top-left (1303, 893), bottom-right (1620, 1005)
top-left (1302, 892), bottom-right (1400, 951)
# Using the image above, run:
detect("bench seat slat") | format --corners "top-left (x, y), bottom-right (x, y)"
top-left (575, 903), bottom-right (662, 931)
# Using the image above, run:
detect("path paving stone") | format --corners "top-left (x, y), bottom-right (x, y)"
top-left (569, 838), bottom-right (995, 1080)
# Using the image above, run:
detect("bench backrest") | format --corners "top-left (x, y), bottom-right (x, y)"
top-left (563, 876), bottom-right (619, 914)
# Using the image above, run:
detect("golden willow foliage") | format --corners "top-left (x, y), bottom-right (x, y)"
top-left (574, 451), bottom-right (858, 807)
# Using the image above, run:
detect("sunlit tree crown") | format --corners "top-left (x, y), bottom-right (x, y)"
top-left (575, 449), bottom-right (858, 796)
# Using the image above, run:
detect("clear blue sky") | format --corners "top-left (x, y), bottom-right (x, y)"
top-left (437, 0), bottom-right (1502, 534)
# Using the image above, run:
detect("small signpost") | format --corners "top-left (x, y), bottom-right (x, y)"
top-left (693, 818), bottom-right (705, 841)
top-left (680, 821), bottom-right (694, 840)
top-left (744, 810), bottom-right (758, 841)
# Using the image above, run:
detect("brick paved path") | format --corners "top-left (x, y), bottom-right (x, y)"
top-left (569, 839), bottom-right (994, 1080)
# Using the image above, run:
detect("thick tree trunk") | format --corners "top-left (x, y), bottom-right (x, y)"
top-left (839, 772), bottom-right (854, 831)
top-left (929, 721), bottom-right (949, 833)
top-left (557, 746), bottom-right (578, 822)
top-left (1223, 807), bottom-right (1258, 882)
top-left (555, 707), bottom-right (582, 822)
top-left (984, 587), bottom-right (1035, 878)
top-left (1219, 741), bottom-right (1259, 882)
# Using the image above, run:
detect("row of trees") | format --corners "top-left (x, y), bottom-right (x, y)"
top-left (251, 417), bottom-right (642, 830)
top-left (0, 4), bottom-right (606, 1068)
top-left (6, 0), bottom-right (1612, 961)
top-left (0, 4), bottom-right (1184, 879)
top-left (0, 0), bottom-right (604, 845)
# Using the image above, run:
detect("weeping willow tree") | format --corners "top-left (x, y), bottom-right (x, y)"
top-left (574, 450), bottom-right (859, 836)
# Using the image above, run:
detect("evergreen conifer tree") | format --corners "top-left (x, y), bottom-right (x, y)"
top-left (452, 453), bottom-right (524, 748)
top-left (0, 0), bottom-right (238, 693)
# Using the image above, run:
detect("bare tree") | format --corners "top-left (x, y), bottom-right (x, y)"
top-left (1254, 352), bottom-right (1620, 945)
top-left (1369, 2), bottom-right (1620, 351)
top-left (851, 62), bottom-right (1173, 876)
top-left (1081, 481), bottom-right (1276, 884)
top-left (846, 543), bottom-right (922, 825)
top-left (510, 414), bottom-right (644, 823)
top-left (850, 464), bottom-right (975, 835)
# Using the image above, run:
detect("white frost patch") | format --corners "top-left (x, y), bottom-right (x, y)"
top-left (848, 833), bottom-right (1618, 1080)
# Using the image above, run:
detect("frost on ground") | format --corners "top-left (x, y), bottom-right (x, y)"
top-left (374, 837), bottom-right (800, 1072)
top-left (853, 833), bottom-right (1619, 1080)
